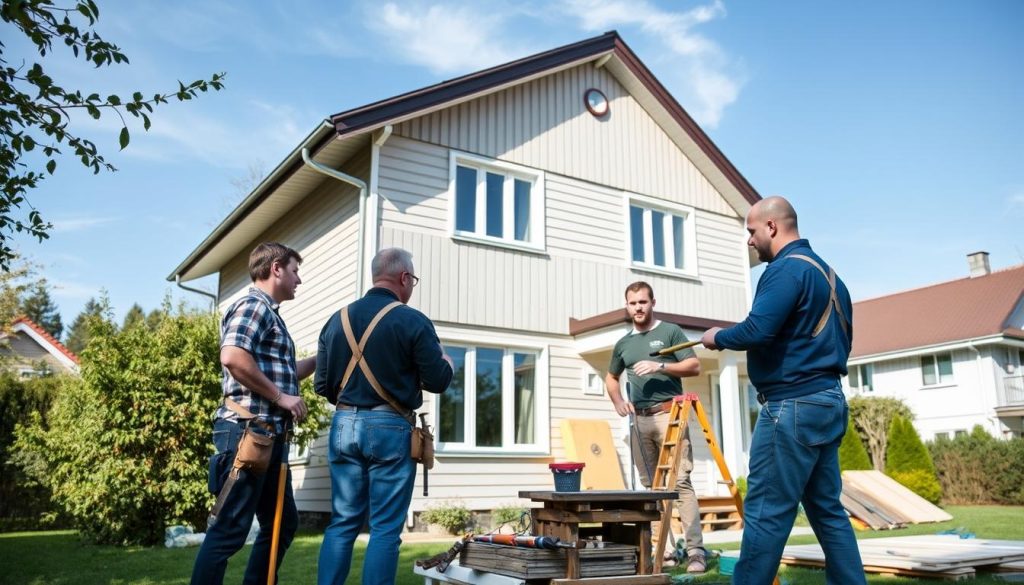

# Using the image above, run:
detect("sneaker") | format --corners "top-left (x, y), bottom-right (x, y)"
top-left (685, 554), bottom-right (707, 574)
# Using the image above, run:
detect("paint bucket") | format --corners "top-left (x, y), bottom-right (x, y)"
top-left (549, 462), bottom-right (585, 492)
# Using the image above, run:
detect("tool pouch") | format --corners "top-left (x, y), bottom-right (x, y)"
top-left (234, 427), bottom-right (275, 475)
top-left (410, 419), bottom-right (434, 470)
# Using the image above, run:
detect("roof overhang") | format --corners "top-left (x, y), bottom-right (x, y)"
top-left (849, 333), bottom-right (1024, 364)
top-left (7, 320), bottom-right (79, 372)
top-left (571, 308), bottom-right (736, 355)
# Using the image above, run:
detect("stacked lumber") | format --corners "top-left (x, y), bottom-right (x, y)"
top-left (782, 535), bottom-right (1024, 580)
top-left (841, 470), bottom-right (952, 529)
top-left (459, 542), bottom-right (638, 580)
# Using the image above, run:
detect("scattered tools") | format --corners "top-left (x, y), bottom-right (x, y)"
top-left (472, 533), bottom-right (575, 550)
top-left (416, 533), bottom-right (472, 573)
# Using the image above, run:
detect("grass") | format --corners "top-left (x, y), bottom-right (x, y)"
top-left (1, 506), bottom-right (1021, 584)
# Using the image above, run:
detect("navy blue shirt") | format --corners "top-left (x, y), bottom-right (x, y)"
top-left (314, 288), bottom-right (452, 411)
top-left (715, 239), bottom-right (853, 400)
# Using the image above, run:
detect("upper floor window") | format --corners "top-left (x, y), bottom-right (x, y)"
top-left (848, 363), bottom-right (874, 392)
top-left (437, 343), bottom-right (548, 454)
top-left (921, 353), bottom-right (953, 386)
top-left (449, 152), bottom-right (545, 252)
top-left (627, 196), bottom-right (697, 278)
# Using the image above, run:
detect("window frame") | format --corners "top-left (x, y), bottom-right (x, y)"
top-left (848, 363), bottom-right (874, 392)
top-left (624, 193), bottom-right (698, 279)
top-left (434, 339), bottom-right (550, 456)
top-left (920, 352), bottom-right (954, 387)
top-left (448, 151), bottom-right (546, 253)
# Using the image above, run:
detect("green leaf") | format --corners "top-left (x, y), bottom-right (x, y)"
top-left (107, 95), bottom-right (121, 106)
top-left (46, 159), bottom-right (57, 174)
top-left (118, 127), bottom-right (129, 150)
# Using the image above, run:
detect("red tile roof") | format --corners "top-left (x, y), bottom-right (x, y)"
top-left (11, 316), bottom-right (80, 364)
top-left (851, 265), bottom-right (1024, 358)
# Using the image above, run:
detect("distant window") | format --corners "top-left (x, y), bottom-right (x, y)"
top-left (848, 364), bottom-right (874, 392)
top-left (954, 429), bottom-right (967, 438)
top-left (438, 343), bottom-right (546, 454)
top-left (450, 153), bottom-right (544, 251)
top-left (934, 432), bottom-right (950, 440)
top-left (627, 197), bottom-right (697, 278)
top-left (921, 353), bottom-right (954, 386)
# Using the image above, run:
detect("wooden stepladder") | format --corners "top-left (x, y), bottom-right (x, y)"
top-left (651, 393), bottom-right (779, 585)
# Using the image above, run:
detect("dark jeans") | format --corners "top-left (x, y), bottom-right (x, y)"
top-left (733, 385), bottom-right (866, 585)
top-left (191, 418), bottom-right (297, 585)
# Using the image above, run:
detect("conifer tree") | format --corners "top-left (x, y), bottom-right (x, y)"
top-left (886, 415), bottom-right (942, 503)
top-left (839, 415), bottom-right (872, 471)
top-left (19, 281), bottom-right (62, 338)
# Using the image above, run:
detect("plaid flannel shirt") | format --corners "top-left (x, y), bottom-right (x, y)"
top-left (214, 287), bottom-right (298, 431)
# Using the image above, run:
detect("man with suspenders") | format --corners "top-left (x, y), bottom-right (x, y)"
top-left (315, 247), bottom-right (453, 585)
top-left (701, 196), bottom-right (866, 584)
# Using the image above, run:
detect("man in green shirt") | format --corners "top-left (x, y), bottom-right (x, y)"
top-left (605, 281), bottom-right (705, 573)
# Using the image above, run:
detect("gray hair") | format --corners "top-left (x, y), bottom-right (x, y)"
top-left (371, 247), bottom-right (414, 279)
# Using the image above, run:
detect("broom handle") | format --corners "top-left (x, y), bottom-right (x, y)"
top-left (267, 437), bottom-right (289, 585)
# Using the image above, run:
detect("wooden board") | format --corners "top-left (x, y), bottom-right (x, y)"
top-left (842, 470), bottom-right (952, 523)
top-left (460, 542), bottom-right (637, 580)
top-left (560, 419), bottom-right (626, 490)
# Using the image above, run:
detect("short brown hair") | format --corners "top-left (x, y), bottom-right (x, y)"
top-left (248, 242), bottom-right (302, 282)
top-left (624, 281), bottom-right (654, 300)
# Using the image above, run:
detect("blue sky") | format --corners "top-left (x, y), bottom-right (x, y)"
top-left (6, 0), bottom-right (1022, 329)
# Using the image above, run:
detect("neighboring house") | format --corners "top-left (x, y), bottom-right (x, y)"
top-left (845, 252), bottom-right (1024, 440)
top-left (169, 32), bottom-right (763, 517)
top-left (1, 317), bottom-right (79, 376)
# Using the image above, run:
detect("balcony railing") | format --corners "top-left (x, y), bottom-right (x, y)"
top-left (1002, 375), bottom-right (1024, 407)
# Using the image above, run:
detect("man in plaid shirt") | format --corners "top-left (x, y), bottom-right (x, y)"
top-left (191, 242), bottom-right (316, 585)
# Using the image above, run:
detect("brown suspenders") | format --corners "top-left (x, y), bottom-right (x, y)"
top-left (788, 254), bottom-right (850, 338)
top-left (337, 301), bottom-right (414, 421)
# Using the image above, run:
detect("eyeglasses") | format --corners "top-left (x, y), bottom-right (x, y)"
top-left (405, 272), bottom-right (420, 287)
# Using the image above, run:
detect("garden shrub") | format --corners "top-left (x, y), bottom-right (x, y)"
top-left (848, 396), bottom-right (912, 470)
top-left (421, 501), bottom-right (472, 534)
top-left (929, 426), bottom-right (1024, 505)
top-left (490, 504), bottom-right (528, 530)
top-left (885, 415), bottom-right (942, 503)
top-left (838, 415), bottom-right (872, 471)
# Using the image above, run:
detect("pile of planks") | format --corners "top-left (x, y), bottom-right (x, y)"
top-left (459, 541), bottom-right (638, 580)
top-left (841, 470), bottom-right (952, 530)
top-left (782, 535), bottom-right (1024, 580)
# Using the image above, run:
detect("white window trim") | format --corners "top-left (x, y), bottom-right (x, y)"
top-left (434, 336), bottom-right (550, 456)
top-left (920, 352), bottom-right (955, 388)
top-left (448, 150), bottom-right (546, 253)
top-left (288, 442), bottom-right (310, 465)
top-left (847, 363), bottom-right (874, 393)
top-left (582, 366), bottom-right (604, 396)
top-left (623, 193), bottom-right (699, 279)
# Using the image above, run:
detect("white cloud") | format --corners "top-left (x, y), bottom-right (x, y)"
top-left (51, 216), bottom-right (119, 233)
top-left (1006, 192), bottom-right (1024, 216)
top-left (559, 0), bottom-right (741, 127)
top-left (49, 279), bottom-right (103, 302)
top-left (368, 2), bottom-right (526, 74)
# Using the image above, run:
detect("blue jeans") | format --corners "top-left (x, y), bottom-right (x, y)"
top-left (733, 385), bottom-right (865, 585)
top-left (318, 409), bottom-right (416, 585)
top-left (191, 419), bottom-right (297, 585)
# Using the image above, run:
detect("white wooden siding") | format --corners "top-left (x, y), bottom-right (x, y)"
top-left (395, 63), bottom-right (735, 217)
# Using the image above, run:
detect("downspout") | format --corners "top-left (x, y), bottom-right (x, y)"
top-left (367, 125), bottom-right (393, 283)
top-left (967, 339), bottom-right (1001, 437)
top-left (301, 147), bottom-right (369, 295)
top-left (175, 274), bottom-right (217, 312)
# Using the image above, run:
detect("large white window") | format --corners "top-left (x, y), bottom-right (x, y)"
top-left (449, 152), bottom-right (545, 251)
top-left (848, 363), bottom-right (874, 392)
top-left (437, 343), bottom-right (548, 454)
top-left (627, 196), bottom-right (697, 278)
top-left (921, 353), bottom-right (953, 386)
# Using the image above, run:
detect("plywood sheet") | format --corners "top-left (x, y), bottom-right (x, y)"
top-left (842, 470), bottom-right (953, 523)
top-left (560, 419), bottom-right (626, 490)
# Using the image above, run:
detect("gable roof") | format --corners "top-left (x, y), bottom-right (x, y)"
top-left (170, 31), bottom-right (760, 283)
top-left (851, 265), bottom-right (1024, 359)
top-left (6, 317), bottom-right (80, 371)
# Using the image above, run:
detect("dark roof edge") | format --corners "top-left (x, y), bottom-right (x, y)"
top-left (331, 32), bottom-right (619, 135)
top-left (570, 308), bottom-right (736, 337)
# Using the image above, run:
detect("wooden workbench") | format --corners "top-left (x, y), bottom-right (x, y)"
top-left (518, 490), bottom-right (677, 584)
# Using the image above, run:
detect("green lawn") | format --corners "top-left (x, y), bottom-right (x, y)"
top-left (1, 506), bottom-right (1021, 584)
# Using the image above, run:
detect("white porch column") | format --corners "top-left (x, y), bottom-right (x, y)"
top-left (717, 351), bottom-right (746, 484)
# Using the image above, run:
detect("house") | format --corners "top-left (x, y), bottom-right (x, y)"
top-left (168, 32), bottom-right (764, 518)
top-left (1, 317), bottom-right (79, 376)
top-left (844, 252), bottom-right (1024, 440)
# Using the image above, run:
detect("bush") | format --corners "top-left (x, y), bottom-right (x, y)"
top-left (929, 426), bottom-right (1024, 505)
top-left (848, 396), bottom-right (913, 470)
top-left (0, 372), bottom-right (66, 530)
top-left (421, 501), bottom-right (472, 534)
top-left (13, 303), bottom-right (329, 545)
top-left (885, 415), bottom-right (942, 503)
top-left (490, 504), bottom-right (528, 530)
top-left (838, 415), bottom-right (872, 471)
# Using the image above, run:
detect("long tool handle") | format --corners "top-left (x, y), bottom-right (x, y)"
top-left (267, 461), bottom-right (287, 585)
top-left (649, 339), bottom-right (701, 356)
top-left (419, 413), bottom-right (430, 497)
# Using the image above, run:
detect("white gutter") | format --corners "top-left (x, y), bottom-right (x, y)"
top-left (175, 274), bottom-right (217, 312)
top-left (301, 147), bottom-right (369, 295)
top-left (848, 334), bottom-right (1023, 364)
